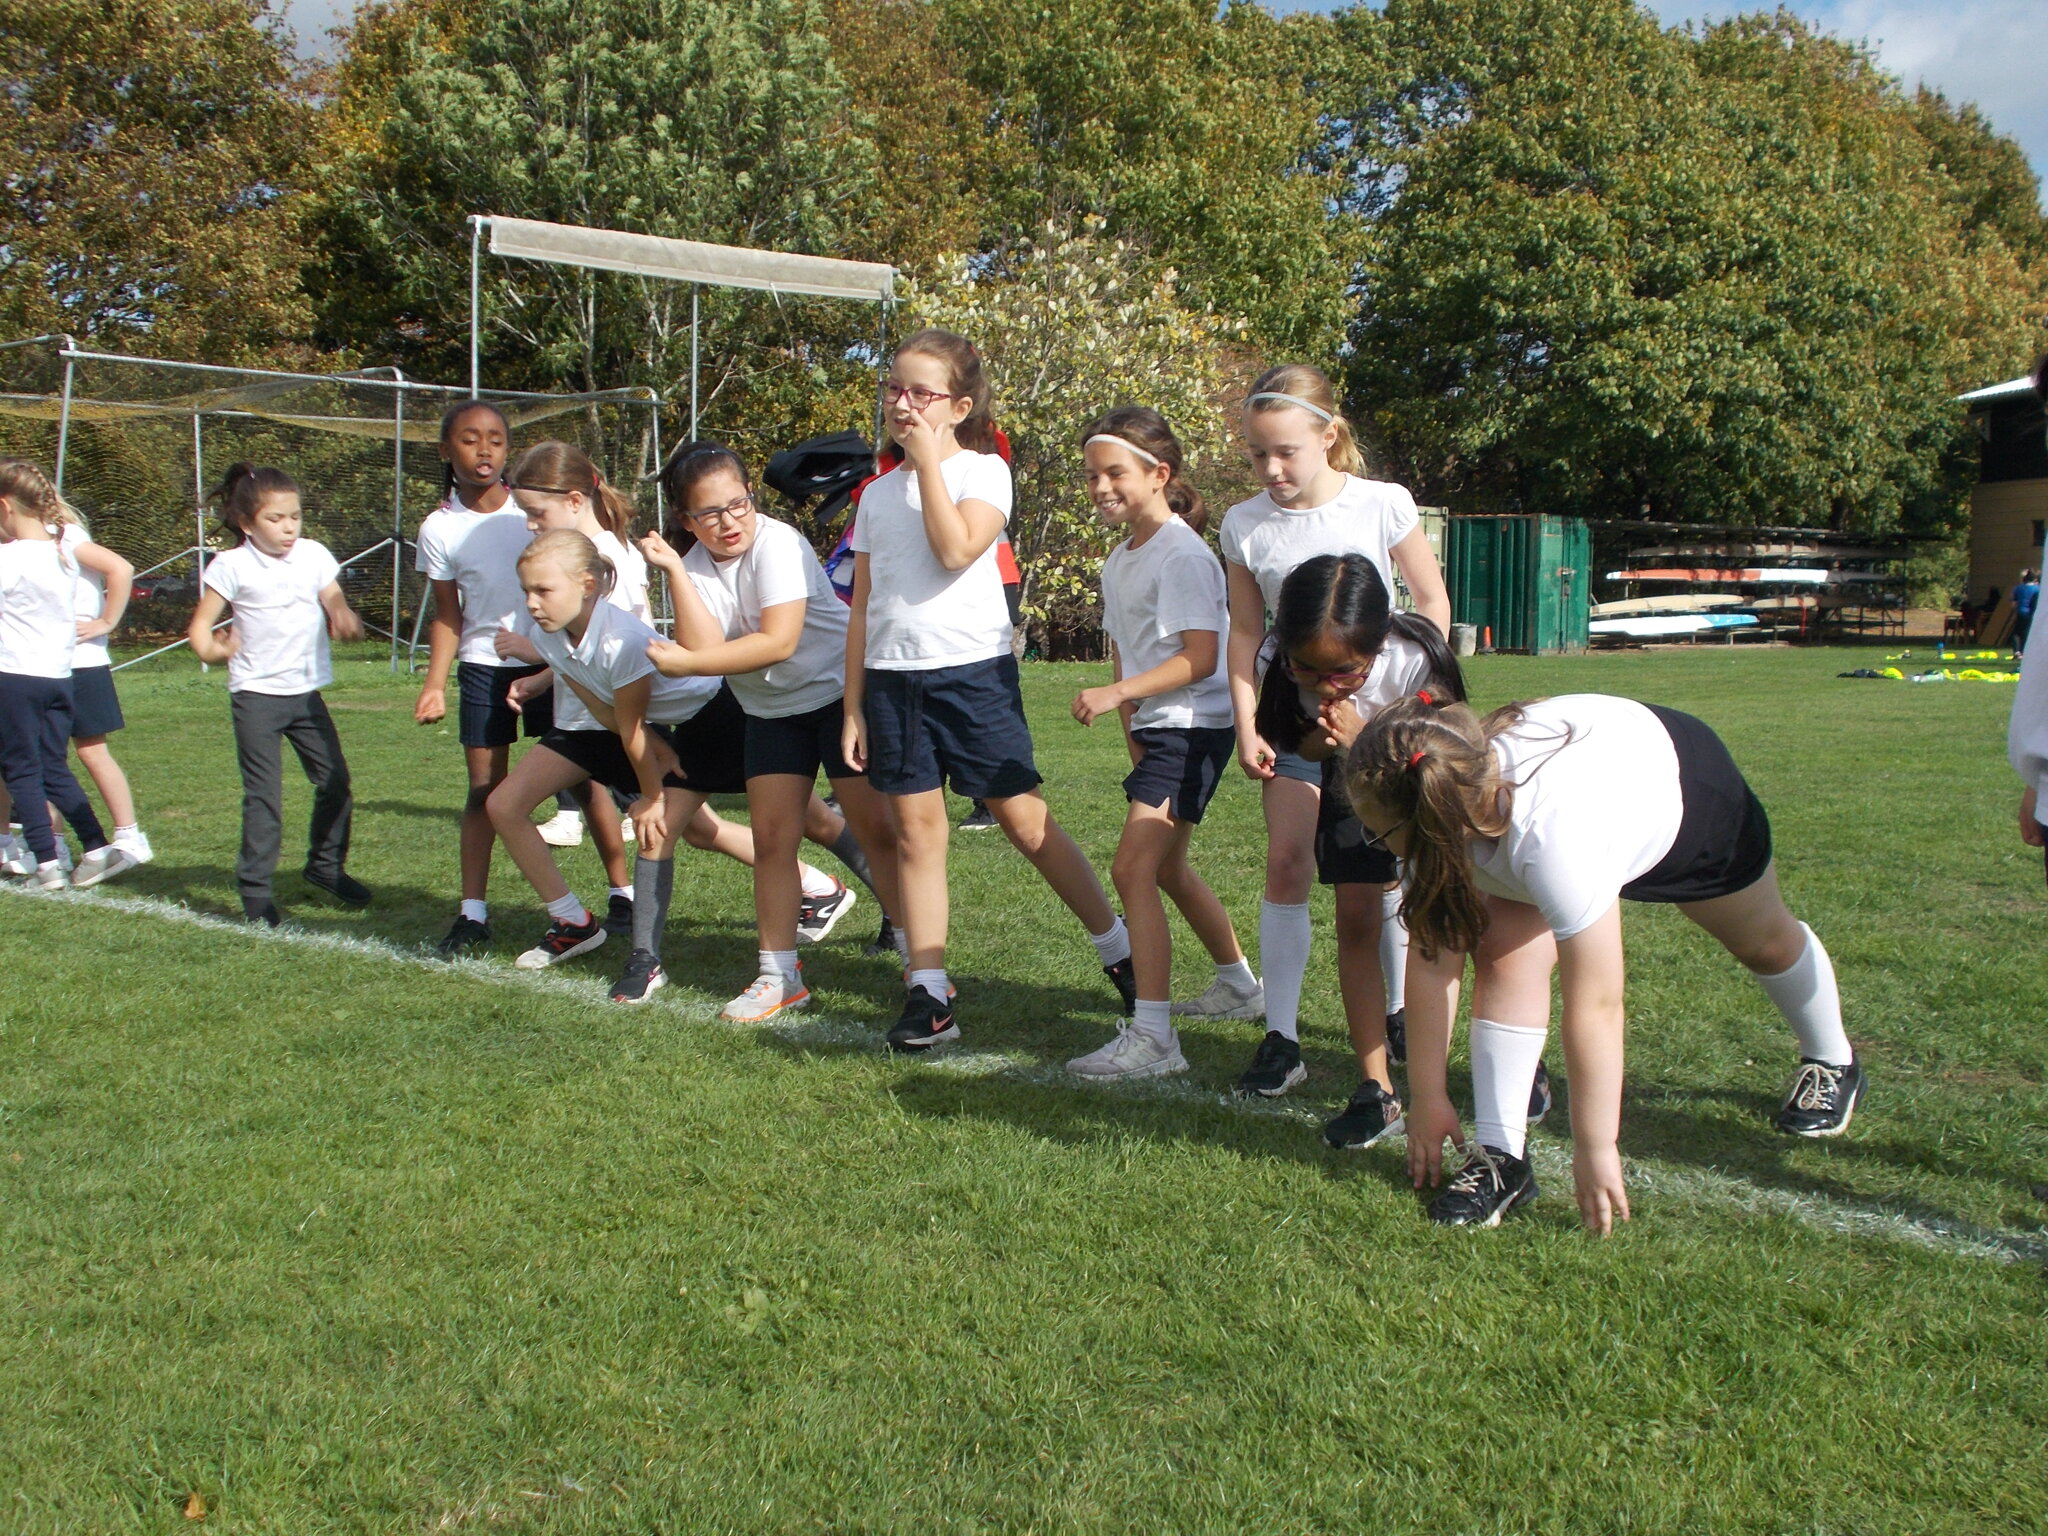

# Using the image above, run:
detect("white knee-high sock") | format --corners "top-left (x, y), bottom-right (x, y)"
top-left (1379, 885), bottom-right (1408, 1015)
top-left (1471, 1017), bottom-right (1549, 1159)
top-left (1259, 900), bottom-right (1312, 1041)
top-left (1754, 923), bottom-right (1852, 1066)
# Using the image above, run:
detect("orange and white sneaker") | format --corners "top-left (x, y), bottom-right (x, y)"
top-left (721, 967), bottom-right (811, 1023)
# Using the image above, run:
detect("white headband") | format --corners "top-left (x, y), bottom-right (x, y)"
top-left (1084, 433), bottom-right (1161, 467)
top-left (1247, 391), bottom-right (1335, 424)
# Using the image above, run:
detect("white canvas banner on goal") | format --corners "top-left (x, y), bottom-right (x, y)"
top-left (485, 217), bottom-right (896, 304)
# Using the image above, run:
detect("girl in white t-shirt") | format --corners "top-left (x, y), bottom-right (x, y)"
top-left (1062, 407), bottom-right (1255, 1082)
top-left (188, 463), bottom-right (367, 926)
top-left (0, 458), bottom-right (130, 890)
top-left (1219, 364), bottom-right (1451, 1102)
top-left (640, 442), bottom-right (903, 1023)
top-left (486, 529), bottom-right (733, 1003)
top-left (841, 329), bottom-right (1130, 1051)
top-left (1346, 694), bottom-right (1861, 1234)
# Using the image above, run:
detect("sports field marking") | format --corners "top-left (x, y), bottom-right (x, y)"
top-left (9, 881), bottom-right (2044, 1266)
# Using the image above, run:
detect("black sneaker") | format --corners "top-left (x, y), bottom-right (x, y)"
top-left (436, 915), bottom-right (491, 956)
top-left (1429, 1144), bottom-right (1539, 1227)
top-left (957, 801), bottom-right (999, 831)
top-left (886, 986), bottom-right (959, 1051)
top-left (1775, 1056), bottom-right (1864, 1138)
top-left (1236, 1030), bottom-right (1307, 1097)
top-left (602, 892), bottom-right (634, 937)
top-left (797, 882), bottom-right (857, 944)
top-left (1323, 1079), bottom-right (1406, 1149)
top-left (244, 899), bottom-right (282, 928)
top-left (1105, 955), bottom-right (1137, 1014)
top-left (302, 867), bottom-right (372, 906)
top-left (609, 948), bottom-right (667, 1004)
top-left (1528, 1060), bottom-right (1553, 1125)
top-left (1385, 1007), bottom-right (1407, 1065)
top-left (863, 914), bottom-right (900, 958)
top-left (513, 914), bottom-right (607, 970)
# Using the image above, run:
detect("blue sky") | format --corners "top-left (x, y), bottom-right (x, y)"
top-left (278, 0), bottom-right (2044, 202)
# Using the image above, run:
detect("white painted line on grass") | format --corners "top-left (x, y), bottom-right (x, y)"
top-left (10, 882), bottom-right (2045, 1265)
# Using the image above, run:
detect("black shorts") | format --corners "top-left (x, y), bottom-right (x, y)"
top-left (1620, 705), bottom-right (1774, 905)
top-left (1317, 756), bottom-right (1397, 887)
top-left (745, 696), bottom-right (862, 782)
top-left (536, 685), bottom-right (749, 799)
top-left (69, 666), bottom-right (123, 738)
top-left (458, 661), bottom-right (554, 748)
top-left (1122, 725), bottom-right (1233, 824)
top-left (862, 654), bottom-right (1041, 800)
top-left (538, 727), bottom-right (688, 798)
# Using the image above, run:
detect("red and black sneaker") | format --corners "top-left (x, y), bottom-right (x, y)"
top-left (885, 986), bottom-right (959, 1051)
top-left (514, 913), bottom-right (606, 970)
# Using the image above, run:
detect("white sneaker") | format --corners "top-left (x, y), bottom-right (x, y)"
top-left (115, 829), bottom-right (154, 864)
top-left (71, 845), bottom-right (139, 889)
top-left (34, 861), bottom-right (67, 891)
top-left (0, 834), bottom-right (31, 877)
top-left (536, 808), bottom-right (585, 847)
top-left (1170, 973), bottom-right (1266, 1021)
top-left (1067, 1023), bottom-right (1190, 1080)
top-left (720, 969), bottom-right (811, 1023)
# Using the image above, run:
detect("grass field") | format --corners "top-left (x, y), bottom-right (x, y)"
top-left (3, 643), bottom-right (2045, 1533)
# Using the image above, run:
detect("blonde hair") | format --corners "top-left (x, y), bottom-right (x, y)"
top-left (0, 457), bottom-right (83, 567)
top-left (507, 440), bottom-right (636, 541)
top-left (1244, 365), bottom-right (1364, 476)
top-left (518, 527), bottom-right (617, 599)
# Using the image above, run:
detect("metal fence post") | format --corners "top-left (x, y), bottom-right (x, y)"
top-left (192, 411), bottom-right (207, 672)
top-left (55, 347), bottom-right (76, 496)
top-left (391, 378), bottom-right (406, 671)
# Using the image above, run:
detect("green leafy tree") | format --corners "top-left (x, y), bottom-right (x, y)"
top-left (904, 220), bottom-right (1253, 651)
top-left (309, 0), bottom-right (881, 463)
top-left (0, 0), bottom-right (311, 361)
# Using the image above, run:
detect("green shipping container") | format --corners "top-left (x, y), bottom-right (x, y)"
top-left (1446, 514), bottom-right (1591, 653)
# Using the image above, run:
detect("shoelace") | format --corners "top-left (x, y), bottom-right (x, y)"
top-left (1445, 1144), bottom-right (1504, 1198)
top-left (1788, 1061), bottom-right (1845, 1110)
top-left (738, 973), bottom-right (785, 1003)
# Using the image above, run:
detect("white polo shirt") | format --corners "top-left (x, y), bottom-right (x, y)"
top-left (528, 600), bottom-right (719, 726)
top-left (202, 538), bottom-right (340, 696)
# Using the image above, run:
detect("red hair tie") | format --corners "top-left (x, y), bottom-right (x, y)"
top-left (1417, 690), bottom-right (1433, 706)
top-left (1408, 751), bottom-right (1426, 768)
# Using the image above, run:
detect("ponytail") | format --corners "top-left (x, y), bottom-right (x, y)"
top-left (208, 461), bottom-right (298, 547)
top-left (506, 440), bottom-right (635, 540)
top-left (1077, 404), bottom-right (1208, 534)
top-left (0, 458), bottom-right (83, 568)
top-left (1245, 364), bottom-right (1364, 477)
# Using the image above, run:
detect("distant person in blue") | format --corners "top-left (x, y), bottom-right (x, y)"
top-left (2012, 567), bottom-right (2038, 660)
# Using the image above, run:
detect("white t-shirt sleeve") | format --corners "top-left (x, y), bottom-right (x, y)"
top-left (416, 517), bottom-right (452, 579)
top-left (307, 545), bottom-right (341, 591)
top-left (1216, 507), bottom-right (1248, 570)
top-left (750, 523), bottom-right (815, 610)
top-left (1152, 546), bottom-right (1227, 638)
top-left (203, 554), bottom-right (240, 603)
top-left (847, 507), bottom-right (869, 555)
top-left (1514, 832), bottom-right (1624, 941)
top-left (953, 453), bottom-right (1013, 522)
top-left (1382, 481), bottom-right (1421, 548)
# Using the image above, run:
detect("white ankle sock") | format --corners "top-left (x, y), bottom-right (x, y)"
top-left (1088, 915), bottom-right (1132, 967)
top-left (798, 863), bottom-right (837, 899)
top-left (460, 899), bottom-right (488, 924)
top-left (609, 885), bottom-right (633, 902)
top-left (545, 892), bottom-right (591, 925)
top-left (1216, 956), bottom-right (1257, 991)
top-left (1379, 886), bottom-right (1408, 1014)
top-left (760, 949), bottom-right (800, 982)
top-left (1755, 923), bottom-right (1852, 1066)
top-left (908, 967), bottom-right (949, 1002)
top-left (1258, 900), bottom-right (1311, 1041)
top-left (1471, 1017), bottom-right (1548, 1158)
top-left (1131, 999), bottom-right (1173, 1043)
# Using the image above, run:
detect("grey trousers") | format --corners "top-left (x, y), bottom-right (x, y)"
top-left (230, 689), bottom-right (353, 904)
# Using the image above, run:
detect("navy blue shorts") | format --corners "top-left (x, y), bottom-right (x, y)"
top-left (862, 654), bottom-right (1041, 800)
top-left (458, 661), bottom-right (554, 748)
top-left (1317, 756), bottom-right (1396, 887)
top-left (745, 696), bottom-right (862, 782)
top-left (536, 686), bottom-right (747, 799)
top-left (69, 666), bottom-right (124, 738)
top-left (1122, 725), bottom-right (1234, 824)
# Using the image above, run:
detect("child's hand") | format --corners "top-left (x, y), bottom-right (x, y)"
top-left (504, 671), bottom-right (549, 715)
top-left (414, 684), bottom-right (446, 725)
top-left (492, 627), bottom-right (539, 663)
top-left (840, 706), bottom-right (868, 773)
top-left (1071, 684), bottom-right (1122, 726)
top-left (330, 606), bottom-right (364, 643)
top-left (630, 793), bottom-right (668, 848)
top-left (1319, 697), bottom-right (1365, 753)
top-left (1405, 1092), bottom-right (1464, 1189)
top-left (637, 530), bottom-right (684, 572)
top-left (1572, 1140), bottom-right (1631, 1236)
top-left (1238, 731), bottom-right (1278, 781)
top-left (895, 410), bottom-right (946, 465)
top-left (646, 637), bottom-right (694, 678)
top-left (76, 618), bottom-right (112, 642)
top-left (2022, 788), bottom-right (2043, 848)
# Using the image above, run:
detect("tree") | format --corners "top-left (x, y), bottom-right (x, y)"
top-left (903, 220), bottom-right (1253, 651)
top-left (308, 0), bottom-right (882, 463)
top-left (0, 0), bottom-right (311, 361)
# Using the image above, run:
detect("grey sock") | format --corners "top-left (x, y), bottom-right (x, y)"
top-left (828, 823), bottom-right (876, 896)
top-left (632, 856), bottom-right (674, 959)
